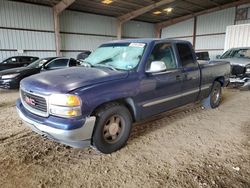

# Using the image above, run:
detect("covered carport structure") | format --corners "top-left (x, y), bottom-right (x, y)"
top-left (5, 0), bottom-right (250, 57)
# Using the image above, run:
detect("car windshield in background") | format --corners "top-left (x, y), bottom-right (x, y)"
top-left (27, 58), bottom-right (50, 68)
top-left (83, 42), bottom-right (146, 70)
top-left (221, 49), bottom-right (250, 59)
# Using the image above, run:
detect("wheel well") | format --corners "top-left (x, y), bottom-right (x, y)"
top-left (90, 99), bottom-right (136, 122)
top-left (214, 77), bottom-right (224, 86)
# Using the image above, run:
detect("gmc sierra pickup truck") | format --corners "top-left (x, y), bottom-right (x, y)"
top-left (16, 39), bottom-right (231, 154)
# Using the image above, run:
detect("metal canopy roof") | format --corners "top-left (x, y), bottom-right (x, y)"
top-left (10, 0), bottom-right (240, 23)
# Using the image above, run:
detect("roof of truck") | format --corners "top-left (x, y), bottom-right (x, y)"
top-left (104, 38), bottom-right (191, 45)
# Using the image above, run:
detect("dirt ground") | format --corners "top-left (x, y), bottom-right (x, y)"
top-left (0, 88), bottom-right (249, 188)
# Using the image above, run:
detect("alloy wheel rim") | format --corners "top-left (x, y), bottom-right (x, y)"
top-left (212, 87), bottom-right (220, 104)
top-left (103, 115), bottom-right (124, 144)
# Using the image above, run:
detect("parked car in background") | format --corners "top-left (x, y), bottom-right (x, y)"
top-left (196, 51), bottom-right (210, 61)
top-left (0, 56), bottom-right (39, 71)
top-left (16, 39), bottom-right (230, 154)
top-left (0, 57), bottom-right (79, 89)
top-left (217, 47), bottom-right (250, 88)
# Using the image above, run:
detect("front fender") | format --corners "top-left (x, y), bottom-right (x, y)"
top-left (73, 74), bottom-right (141, 119)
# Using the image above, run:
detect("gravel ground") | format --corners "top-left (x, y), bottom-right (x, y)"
top-left (0, 88), bottom-right (249, 188)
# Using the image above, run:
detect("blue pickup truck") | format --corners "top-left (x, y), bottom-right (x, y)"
top-left (16, 39), bottom-right (231, 154)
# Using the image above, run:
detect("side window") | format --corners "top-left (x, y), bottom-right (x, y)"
top-left (46, 58), bottom-right (69, 69)
top-left (20, 57), bottom-right (30, 62)
top-left (147, 43), bottom-right (177, 70)
top-left (21, 57), bottom-right (36, 62)
top-left (176, 43), bottom-right (195, 67)
top-left (7, 57), bottom-right (19, 64)
top-left (69, 59), bottom-right (78, 67)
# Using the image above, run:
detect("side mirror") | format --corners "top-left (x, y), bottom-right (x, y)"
top-left (41, 64), bottom-right (47, 70)
top-left (146, 61), bottom-right (167, 73)
top-left (216, 55), bottom-right (221, 59)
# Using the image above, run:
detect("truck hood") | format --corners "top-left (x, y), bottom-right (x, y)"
top-left (21, 67), bottom-right (129, 94)
top-left (222, 58), bottom-right (250, 67)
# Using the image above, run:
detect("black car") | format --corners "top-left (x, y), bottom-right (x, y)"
top-left (0, 56), bottom-right (39, 71)
top-left (0, 57), bottom-right (79, 89)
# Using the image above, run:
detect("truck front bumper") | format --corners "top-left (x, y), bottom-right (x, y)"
top-left (16, 101), bottom-right (96, 148)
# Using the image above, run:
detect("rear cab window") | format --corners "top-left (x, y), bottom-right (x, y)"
top-left (176, 43), bottom-right (196, 68)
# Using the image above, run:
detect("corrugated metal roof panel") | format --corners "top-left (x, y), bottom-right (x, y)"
top-left (224, 24), bottom-right (250, 51)
top-left (195, 34), bottom-right (225, 50)
top-left (161, 18), bottom-right (194, 38)
top-left (0, 0), bottom-right (54, 31)
top-left (60, 10), bottom-right (117, 36)
top-left (196, 8), bottom-right (235, 35)
top-left (123, 20), bottom-right (155, 38)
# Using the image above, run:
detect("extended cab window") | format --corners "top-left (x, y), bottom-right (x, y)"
top-left (177, 43), bottom-right (195, 67)
top-left (46, 58), bottom-right (69, 69)
top-left (147, 43), bottom-right (177, 70)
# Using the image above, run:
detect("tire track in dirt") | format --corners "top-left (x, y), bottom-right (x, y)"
top-left (0, 131), bottom-right (34, 144)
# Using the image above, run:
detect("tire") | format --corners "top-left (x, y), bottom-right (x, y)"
top-left (92, 103), bottom-right (132, 154)
top-left (202, 81), bottom-right (222, 109)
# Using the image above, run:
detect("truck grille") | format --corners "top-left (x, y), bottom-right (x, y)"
top-left (20, 89), bottom-right (48, 117)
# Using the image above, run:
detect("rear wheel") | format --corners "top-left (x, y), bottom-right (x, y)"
top-left (92, 103), bottom-right (132, 154)
top-left (202, 81), bottom-right (222, 109)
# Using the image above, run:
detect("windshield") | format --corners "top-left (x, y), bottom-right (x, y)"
top-left (221, 49), bottom-right (250, 59)
top-left (27, 58), bottom-right (51, 68)
top-left (83, 42), bottom-right (146, 70)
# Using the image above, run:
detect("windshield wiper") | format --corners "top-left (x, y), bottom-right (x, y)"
top-left (80, 60), bottom-right (93, 67)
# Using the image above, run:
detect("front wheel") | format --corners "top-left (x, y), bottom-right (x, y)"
top-left (202, 81), bottom-right (222, 109)
top-left (92, 104), bottom-right (132, 154)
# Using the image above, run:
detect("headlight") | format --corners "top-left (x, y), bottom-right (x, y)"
top-left (1, 73), bottom-right (20, 79)
top-left (50, 94), bottom-right (81, 106)
top-left (49, 94), bottom-right (82, 118)
top-left (246, 67), bottom-right (250, 73)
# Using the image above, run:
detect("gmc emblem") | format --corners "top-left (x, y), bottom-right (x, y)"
top-left (25, 96), bottom-right (36, 106)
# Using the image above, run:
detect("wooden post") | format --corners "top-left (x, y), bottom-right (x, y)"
top-left (53, 0), bottom-right (75, 56)
top-left (117, 21), bottom-right (122, 40)
top-left (192, 16), bottom-right (197, 49)
top-left (54, 10), bottom-right (61, 56)
top-left (155, 26), bottom-right (162, 38)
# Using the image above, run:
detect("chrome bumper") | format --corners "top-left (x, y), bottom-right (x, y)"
top-left (17, 107), bottom-right (96, 148)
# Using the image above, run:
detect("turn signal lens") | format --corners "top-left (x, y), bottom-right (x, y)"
top-left (66, 95), bottom-right (81, 106)
top-left (50, 94), bottom-right (81, 107)
top-left (50, 106), bottom-right (82, 117)
top-left (66, 109), bottom-right (79, 116)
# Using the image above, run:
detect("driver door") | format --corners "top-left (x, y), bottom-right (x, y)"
top-left (140, 42), bottom-right (183, 119)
